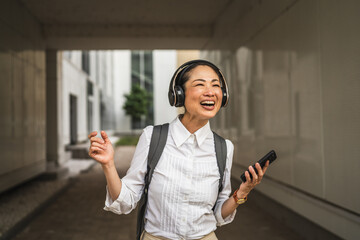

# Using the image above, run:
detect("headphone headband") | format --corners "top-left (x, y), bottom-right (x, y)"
top-left (168, 59), bottom-right (229, 107)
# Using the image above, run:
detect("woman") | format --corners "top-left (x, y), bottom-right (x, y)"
top-left (88, 60), bottom-right (269, 240)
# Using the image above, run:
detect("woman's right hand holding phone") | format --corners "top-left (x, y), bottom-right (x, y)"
top-left (88, 131), bottom-right (115, 168)
top-left (238, 160), bottom-right (270, 197)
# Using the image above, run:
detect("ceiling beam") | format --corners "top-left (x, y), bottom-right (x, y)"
top-left (43, 24), bottom-right (212, 38)
top-left (43, 24), bottom-right (213, 50)
top-left (45, 37), bottom-right (211, 50)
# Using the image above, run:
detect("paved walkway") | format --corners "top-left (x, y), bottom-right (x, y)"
top-left (12, 146), bottom-right (304, 240)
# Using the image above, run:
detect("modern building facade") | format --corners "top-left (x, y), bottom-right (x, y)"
top-left (61, 50), bottom-right (178, 145)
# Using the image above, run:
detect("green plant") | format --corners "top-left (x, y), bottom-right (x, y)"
top-left (123, 84), bottom-right (152, 119)
top-left (115, 136), bottom-right (140, 146)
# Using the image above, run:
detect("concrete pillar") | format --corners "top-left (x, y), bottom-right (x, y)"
top-left (45, 50), bottom-right (69, 178)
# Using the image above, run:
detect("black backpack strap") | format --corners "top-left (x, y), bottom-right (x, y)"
top-left (136, 123), bottom-right (169, 240)
top-left (213, 131), bottom-right (227, 193)
top-left (147, 123), bottom-right (169, 184)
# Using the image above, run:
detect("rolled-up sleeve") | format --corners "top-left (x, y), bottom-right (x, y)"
top-left (214, 139), bottom-right (236, 226)
top-left (103, 126), bottom-right (153, 215)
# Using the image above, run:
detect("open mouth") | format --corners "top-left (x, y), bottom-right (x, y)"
top-left (200, 101), bottom-right (215, 107)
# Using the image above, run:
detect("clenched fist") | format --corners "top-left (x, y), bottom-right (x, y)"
top-left (88, 131), bottom-right (114, 167)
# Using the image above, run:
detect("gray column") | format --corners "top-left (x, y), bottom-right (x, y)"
top-left (46, 50), bottom-right (69, 178)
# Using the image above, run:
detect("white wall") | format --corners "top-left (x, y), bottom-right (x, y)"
top-left (153, 50), bottom-right (178, 125)
top-left (113, 50), bottom-right (131, 132)
top-left (62, 54), bottom-right (88, 144)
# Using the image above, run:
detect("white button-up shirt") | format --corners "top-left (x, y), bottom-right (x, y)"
top-left (104, 117), bottom-right (236, 239)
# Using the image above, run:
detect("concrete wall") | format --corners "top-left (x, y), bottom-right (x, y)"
top-left (176, 50), bottom-right (200, 67)
top-left (0, 0), bottom-right (46, 192)
top-left (202, 0), bottom-right (360, 239)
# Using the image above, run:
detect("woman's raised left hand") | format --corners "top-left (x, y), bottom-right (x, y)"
top-left (237, 160), bottom-right (270, 198)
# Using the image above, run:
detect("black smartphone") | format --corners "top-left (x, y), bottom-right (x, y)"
top-left (240, 150), bottom-right (277, 182)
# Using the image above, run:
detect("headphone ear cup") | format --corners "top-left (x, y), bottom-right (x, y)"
top-left (221, 87), bottom-right (228, 107)
top-left (168, 89), bottom-right (176, 106)
top-left (174, 85), bottom-right (185, 107)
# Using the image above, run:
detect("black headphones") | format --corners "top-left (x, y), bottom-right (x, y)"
top-left (168, 59), bottom-right (229, 108)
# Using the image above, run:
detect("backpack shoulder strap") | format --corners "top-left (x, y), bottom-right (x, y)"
top-left (146, 123), bottom-right (169, 187)
top-left (213, 131), bottom-right (227, 192)
top-left (136, 123), bottom-right (169, 240)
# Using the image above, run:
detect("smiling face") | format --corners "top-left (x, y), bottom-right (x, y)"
top-left (182, 65), bottom-right (223, 122)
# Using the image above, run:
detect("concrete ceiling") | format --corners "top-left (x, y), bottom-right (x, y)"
top-left (21, 0), bottom-right (296, 50)
top-left (23, 0), bottom-right (231, 25)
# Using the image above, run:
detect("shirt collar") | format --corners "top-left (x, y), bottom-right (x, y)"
top-left (170, 116), bottom-right (212, 148)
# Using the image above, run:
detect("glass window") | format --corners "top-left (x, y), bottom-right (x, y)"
top-left (81, 51), bottom-right (90, 74)
top-left (130, 50), bottom-right (154, 129)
